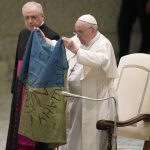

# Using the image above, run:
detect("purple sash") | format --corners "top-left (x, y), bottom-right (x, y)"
top-left (17, 60), bottom-right (23, 77)
top-left (17, 60), bottom-right (36, 149)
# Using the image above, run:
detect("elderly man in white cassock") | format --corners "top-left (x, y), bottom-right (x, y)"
top-left (47, 14), bottom-right (118, 150)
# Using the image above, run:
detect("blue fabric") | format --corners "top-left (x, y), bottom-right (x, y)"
top-left (19, 29), bottom-right (68, 88)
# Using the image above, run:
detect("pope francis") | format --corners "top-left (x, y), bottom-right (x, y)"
top-left (47, 14), bottom-right (118, 150)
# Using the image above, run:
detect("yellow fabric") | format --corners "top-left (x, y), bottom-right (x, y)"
top-left (19, 85), bottom-right (66, 145)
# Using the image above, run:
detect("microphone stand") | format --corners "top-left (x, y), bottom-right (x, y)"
top-left (61, 91), bottom-right (118, 150)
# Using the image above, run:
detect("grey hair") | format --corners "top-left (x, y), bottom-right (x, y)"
top-left (85, 22), bottom-right (98, 31)
top-left (22, 1), bottom-right (43, 15)
top-left (90, 23), bottom-right (98, 30)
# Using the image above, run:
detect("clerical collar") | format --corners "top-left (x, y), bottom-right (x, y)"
top-left (39, 21), bottom-right (45, 30)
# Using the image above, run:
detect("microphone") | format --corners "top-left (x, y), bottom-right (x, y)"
top-left (61, 91), bottom-right (116, 101)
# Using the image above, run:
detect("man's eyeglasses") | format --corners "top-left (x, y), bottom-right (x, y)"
top-left (24, 16), bottom-right (38, 21)
top-left (73, 27), bottom-right (92, 36)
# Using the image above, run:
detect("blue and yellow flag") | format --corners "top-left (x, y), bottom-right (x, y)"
top-left (18, 29), bottom-right (68, 146)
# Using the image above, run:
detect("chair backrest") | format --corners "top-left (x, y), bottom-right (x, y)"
top-left (115, 53), bottom-right (150, 141)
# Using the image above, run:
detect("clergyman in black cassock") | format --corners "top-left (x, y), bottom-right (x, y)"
top-left (5, 1), bottom-right (60, 150)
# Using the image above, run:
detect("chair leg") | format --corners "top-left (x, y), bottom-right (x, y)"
top-left (143, 141), bottom-right (150, 150)
top-left (107, 127), bottom-right (114, 150)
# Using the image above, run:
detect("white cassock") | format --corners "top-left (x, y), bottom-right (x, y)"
top-left (59, 31), bottom-right (118, 150)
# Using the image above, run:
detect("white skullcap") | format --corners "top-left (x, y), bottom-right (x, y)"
top-left (78, 14), bottom-right (97, 25)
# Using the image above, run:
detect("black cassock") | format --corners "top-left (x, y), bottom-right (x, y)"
top-left (6, 23), bottom-right (60, 150)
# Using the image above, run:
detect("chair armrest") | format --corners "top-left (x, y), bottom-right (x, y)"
top-left (96, 114), bottom-right (150, 130)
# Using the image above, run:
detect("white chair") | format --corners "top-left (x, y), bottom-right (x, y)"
top-left (97, 53), bottom-right (150, 150)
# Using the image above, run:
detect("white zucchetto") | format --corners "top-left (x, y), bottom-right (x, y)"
top-left (78, 14), bottom-right (97, 25)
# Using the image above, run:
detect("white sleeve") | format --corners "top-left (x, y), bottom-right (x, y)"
top-left (45, 37), bottom-right (57, 46)
top-left (77, 43), bottom-right (118, 78)
top-left (77, 44), bottom-right (110, 68)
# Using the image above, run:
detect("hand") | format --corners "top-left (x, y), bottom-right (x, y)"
top-left (33, 27), bottom-right (55, 46)
top-left (62, 37), bottom-right (79, 54)
top-left (33, 27), bottom-right (46, 41)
